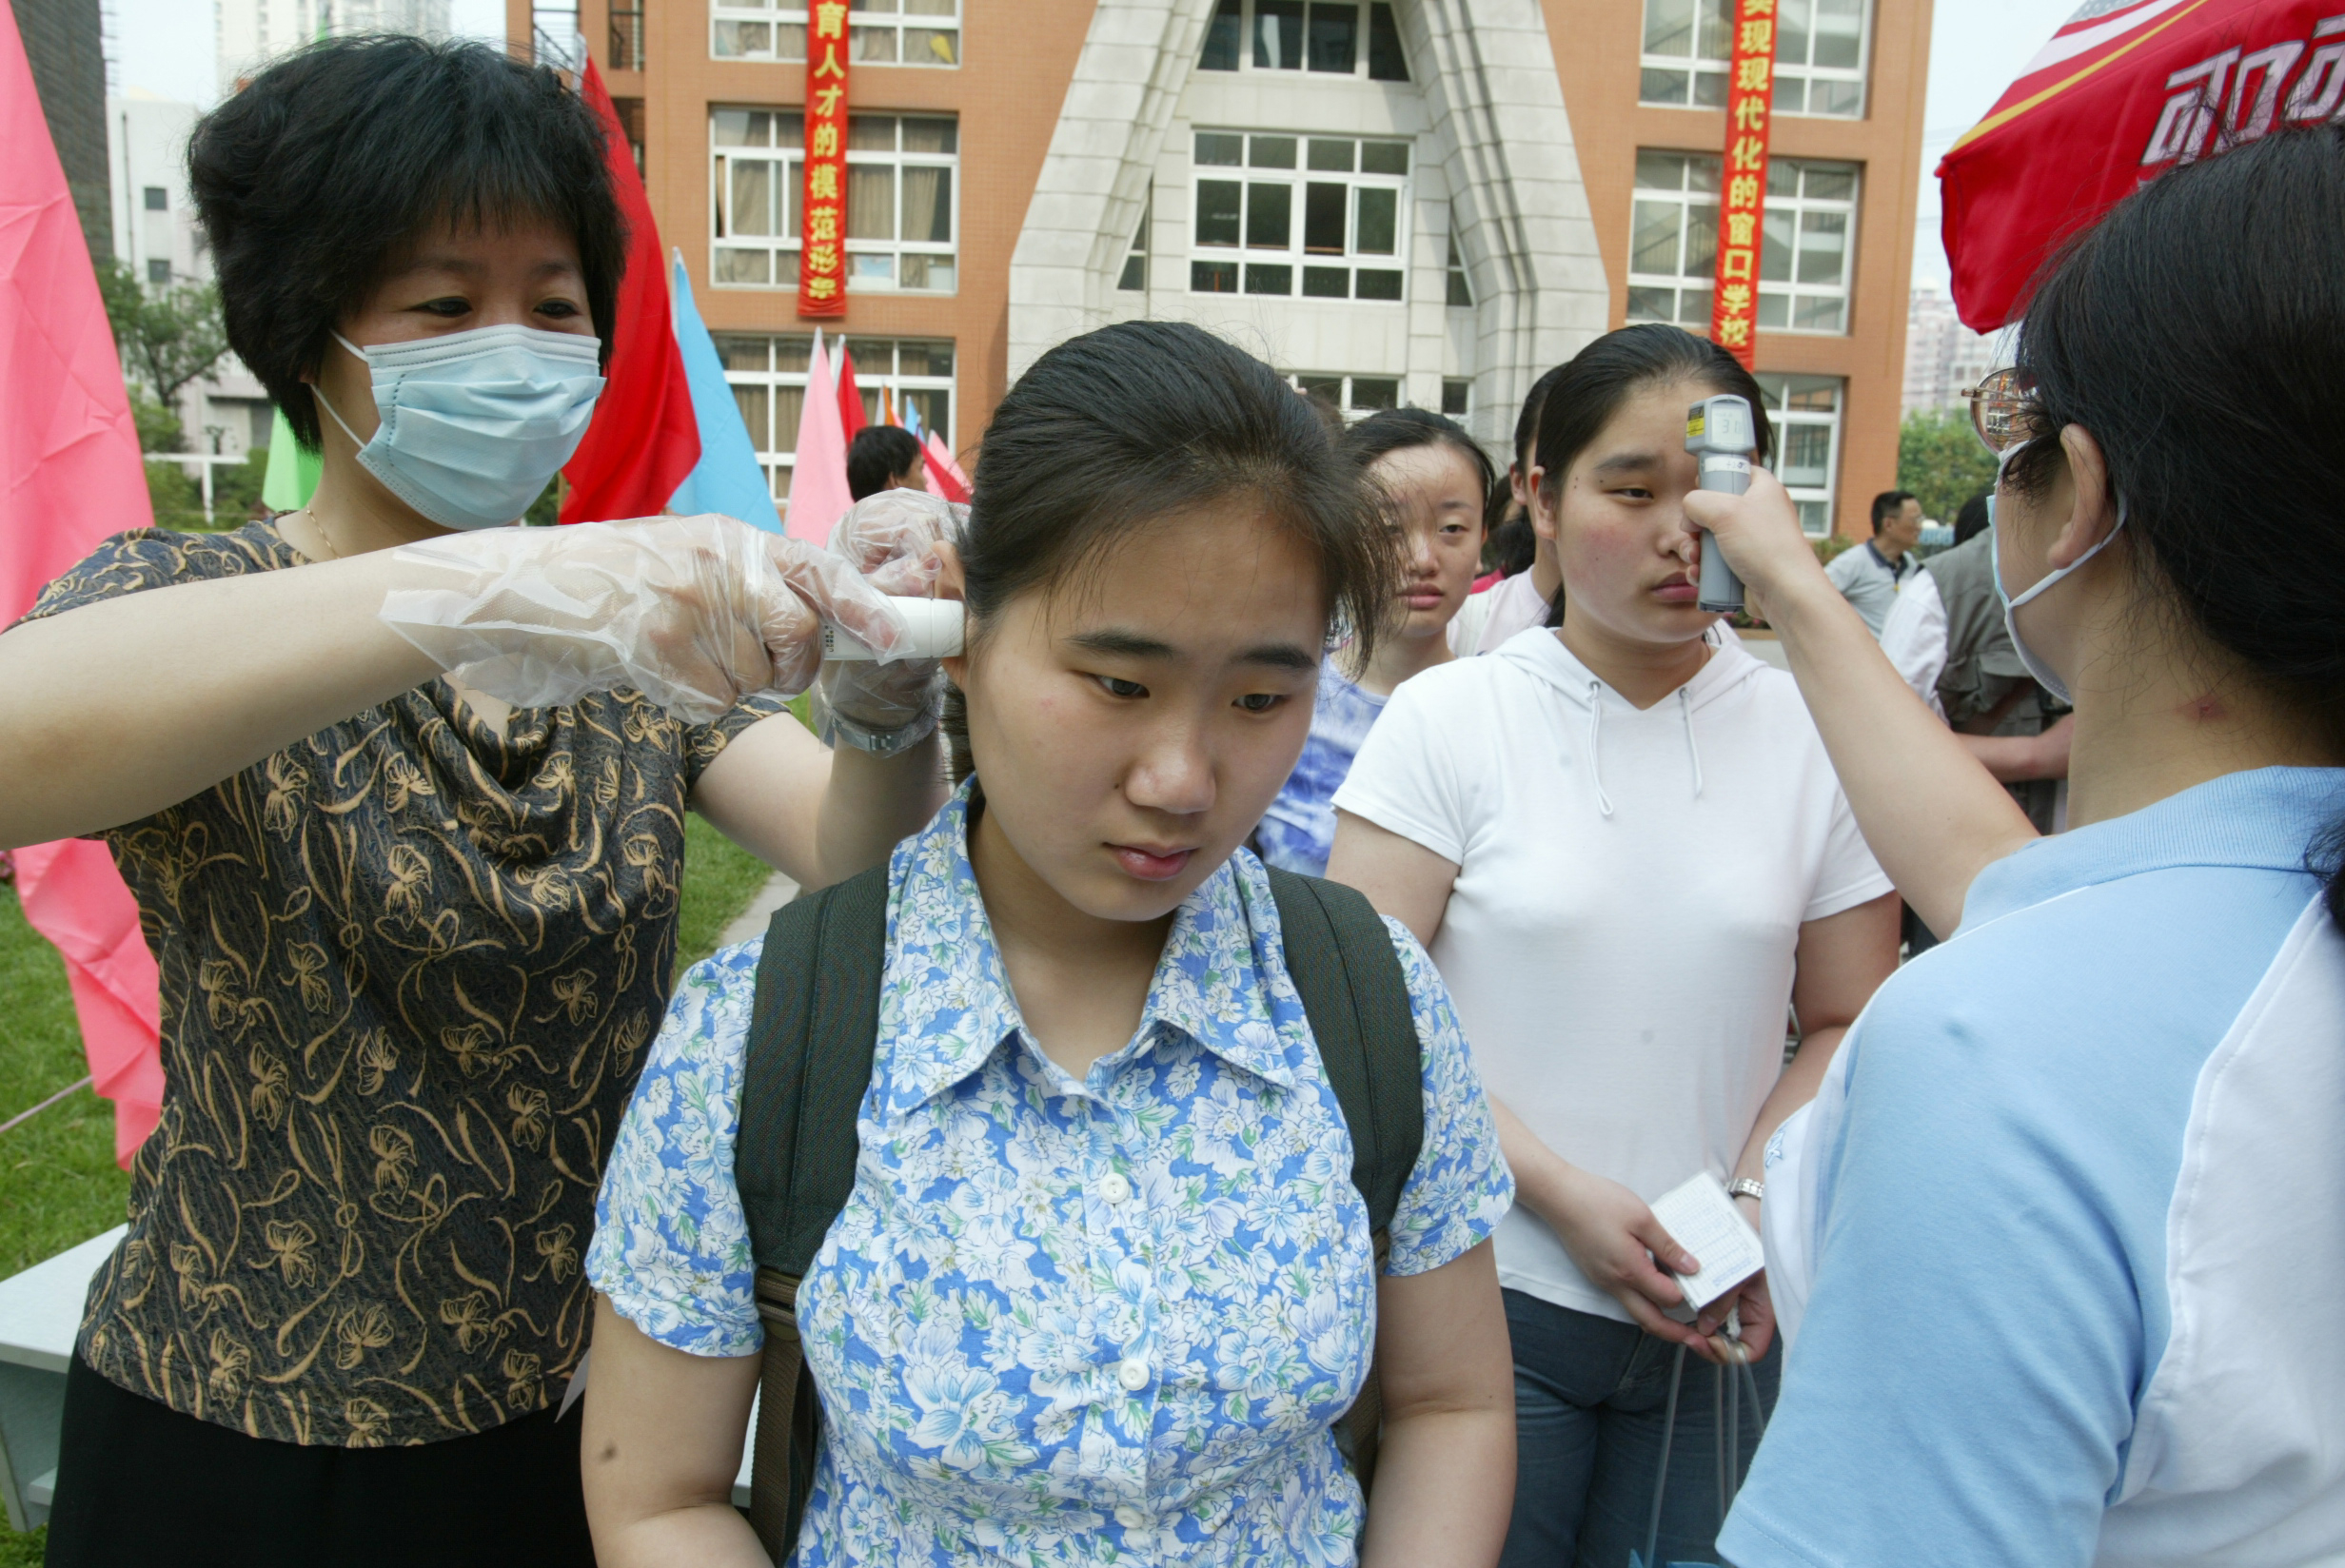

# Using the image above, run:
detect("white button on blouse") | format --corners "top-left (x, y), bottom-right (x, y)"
top-left (1097, 1170), bottom-right (1132, 1205)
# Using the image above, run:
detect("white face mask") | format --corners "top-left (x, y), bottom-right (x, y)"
top-left (1988, 439), bottom-right (2126, 707)
top-left (314, 323), bottom-right (605, 529)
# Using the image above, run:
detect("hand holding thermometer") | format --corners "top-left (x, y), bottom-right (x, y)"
top-left (819, 596), bottom-right (967, 660)
top-left (1685, 393), bottom-right (1757, 614)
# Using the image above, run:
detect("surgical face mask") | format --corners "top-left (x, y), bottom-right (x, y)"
top-left (1988, 439), bottom-right (2125, 706)
top-left (314, 324), bottom-right (605, 530)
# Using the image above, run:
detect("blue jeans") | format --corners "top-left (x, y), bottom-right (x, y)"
top-left (1499, 1289), bottom-right (1781, 1568)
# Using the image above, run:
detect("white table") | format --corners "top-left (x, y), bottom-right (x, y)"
top-left (0, 1225), bottom-right (123, 1530)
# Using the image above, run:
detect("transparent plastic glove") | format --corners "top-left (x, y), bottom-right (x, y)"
top-left (378, 514), bottom-right (909, 726)
top-left (814, 490), bottom-right (964, 747)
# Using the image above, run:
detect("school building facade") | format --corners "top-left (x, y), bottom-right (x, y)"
top-left (509, 0), bottom-right (1930, 539)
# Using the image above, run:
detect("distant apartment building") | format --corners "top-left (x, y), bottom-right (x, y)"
top-left (511, 0), bottom-right (1929, 539)
top-left (107, 91), bottom-right (274, 457)
top-left (217, 0), bottom-right (454, 95)
top-left (1902, 284), bottom-right (2001, 418)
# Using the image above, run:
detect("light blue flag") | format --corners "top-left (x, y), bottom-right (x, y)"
top-left (666, 250), bottom-right (782, 531)
top-left (900, 393), bottom-right (923, 444)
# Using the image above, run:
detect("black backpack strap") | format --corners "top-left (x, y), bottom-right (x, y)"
top-left (1263, 867), bottom-right (1424, 1498)
top-left (736, 862), bottom-right (890, 1561)
top-left (1264, 867), bottom-right (1424, 1235)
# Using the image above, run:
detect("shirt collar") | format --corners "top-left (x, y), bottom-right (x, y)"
top-left (1961, 766), bottom-right (2345, 931)
top-left (1865, 539), bottom-right (1910, 578)
top-left (870, 785), bottom-right (1301, 1125)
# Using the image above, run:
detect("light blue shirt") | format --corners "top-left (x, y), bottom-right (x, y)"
top-left (1724, 767), bottom-right (2345, 1568)
top-left (588, 785), bottom-right (1512, 1566)
top-left (1257, 662), bottom-right (1388, 877)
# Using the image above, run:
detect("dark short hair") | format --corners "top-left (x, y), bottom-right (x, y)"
top-left (1533, 325), bottom-right (1772, 509)
top-left (1871, 490), bottom-right (1918, 532)
top-left (2002, 124), bottom-right (2345, 920)
top-left (1339, 407), bottom-right (1499, 520)
top-left (1953, 488), bottom-right (1992, 545)
top-left (187, 35), bottom-right (625, 451)
top-left (847, 425), bottom-right (924, 500)
top-left (943, 321), bottom-right (1399, 783)
top-left (1511, 363), bottom-right (1567, 477)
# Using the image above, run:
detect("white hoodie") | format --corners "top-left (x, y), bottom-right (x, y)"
top-left (1334, 627), bottom-right (1889, 1321)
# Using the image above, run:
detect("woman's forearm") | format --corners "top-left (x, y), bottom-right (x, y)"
top-left (594, 1508), bottom-right (772, 1568)
top-left (1733, 1024), bottom-right (1846, 1186)
top-left (0, 555), bottom-right (439, 846)
top-left (1359, 1405), bottom-right (1514, 1568)
top-left (810, 736), bottom-right (946, 889)
top-left (1764, 571), bottom-right (2037, 938)
top-left (1487, 1093), bottom-right (1574, 1230)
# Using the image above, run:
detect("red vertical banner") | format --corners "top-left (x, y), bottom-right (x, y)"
top-left (798, 0), bottom-right (849, 319)
top-left (1709, 0), bottom-right (1778, 370)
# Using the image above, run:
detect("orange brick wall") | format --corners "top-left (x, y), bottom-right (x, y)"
top-left (1543, 0), bottom-right (1934, 540)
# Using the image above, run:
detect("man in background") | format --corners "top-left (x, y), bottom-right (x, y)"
top-left (1825, 489), bottom-right (1922, 636)
top-left (846, 425), bottom-right (926, 501)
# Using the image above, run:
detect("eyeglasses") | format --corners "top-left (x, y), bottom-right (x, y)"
top-left (1962, 365), bottom-right (2038, 456)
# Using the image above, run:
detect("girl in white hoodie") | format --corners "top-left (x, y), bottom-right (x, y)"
top-left (1327, 324), bottom-right (1900, 1566)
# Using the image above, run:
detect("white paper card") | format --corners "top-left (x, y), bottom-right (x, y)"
top-left (1650, 1170), bottom-right (1765, 1317)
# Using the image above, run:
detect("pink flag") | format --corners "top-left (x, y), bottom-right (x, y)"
top-left (785, 330), bottom-right (853, 543)
top-left (0, 4), bottom-right (165, 1161)
top-left (923, 432), bottom-right (972, 504)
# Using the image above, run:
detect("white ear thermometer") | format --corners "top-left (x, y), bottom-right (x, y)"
top-left (1685, 394), bottom-right (1757, 614)
top-left (819, 596), bottom-right (966, 660)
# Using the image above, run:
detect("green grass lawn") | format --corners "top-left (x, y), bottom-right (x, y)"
top-left (0, 820), bottom-right (773, 1558)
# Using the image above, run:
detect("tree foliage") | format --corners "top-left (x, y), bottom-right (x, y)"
top-left (97, 259), bottom-right (232, 448)
top-left (1899, 408), bottom-right (2000, 531)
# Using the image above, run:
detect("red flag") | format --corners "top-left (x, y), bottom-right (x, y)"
top-left (0, 3), bottom-right (164, 1162)
top-left (1707, 0), bottom-right (1777, 368)
top-left (923, 433), bottom-right (972, 504)
top-left (837, 345), bottom-right (868, 439)
top-left (1938, 0), bottom-right (2338, 331)
top-left (559, 59), bottom-right (699, 522)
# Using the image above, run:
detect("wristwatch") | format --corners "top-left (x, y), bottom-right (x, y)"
top-left (809, 685), bottom-right (939, 757)
top-left (1726, 1177), bottom-right (1765, 1205)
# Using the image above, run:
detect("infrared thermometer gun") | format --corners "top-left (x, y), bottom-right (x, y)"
top-left (1685, 394), bottom-right (1757, 614)
top-left (818, 596), bottom-right (966, 660)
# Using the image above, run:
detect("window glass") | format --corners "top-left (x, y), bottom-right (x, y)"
top-left (1189, 128), bottom-right (1411, 303)
top-left (712, 0), bottom-right (960, 65)
top-left (1636, 0), bottom-right (1866, 117)
top-left (1624, 149), bottom-right (1855, 337)
top-left (1254, 0), bottom-right (1304, 67)
top-left (1201, 0), bottom-right (1242, 69)
top-left (1367, 2), bottom-right (1408, 79)
top-left (1196, 0), bottom-right (1395, 77)
top-left (1756, 372), bottom-right (1842, 535)
top-left (1307, 3), bottom-right (1357, 70)
top-left (718, 335), bottom-right (955, 502)
top-left (710, 106), bottom-right (957, 296)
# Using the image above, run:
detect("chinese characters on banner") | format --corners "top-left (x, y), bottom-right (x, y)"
top-left (1708, 0), bottom-right (1779, 369)
top-left (798, 0), bottom-right (849, 318)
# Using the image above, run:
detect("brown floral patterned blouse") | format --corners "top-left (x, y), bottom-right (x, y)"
top-left (24, 521), bottom-right (786, 1447)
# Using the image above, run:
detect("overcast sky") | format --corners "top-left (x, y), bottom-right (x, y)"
top-left (110, 0), bottom-right (2063, 295)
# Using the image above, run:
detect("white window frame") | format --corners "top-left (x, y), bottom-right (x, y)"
top-left (1637, 0), bottom-right (1869, 118)
top-left (1624, 149), bottom-right (1858, 338)
top-left (715, 333), bottom-right (956, 502)
top-left (710, 108), bottom-right (960, 295)
top-left (1197, 0), bottom-right (1409, 80)
top-left (1756, 372), bottom-right (1842, 538)
top-left (711, 0), bottom-right (961, 66)
top-left (1189, 129), bottom-right (1411, 304)
top-left (1291, 372), bottom-right (1402, 420)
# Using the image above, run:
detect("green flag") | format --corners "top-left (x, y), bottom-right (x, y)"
top-left (260, 405), bottom-right (319, 512)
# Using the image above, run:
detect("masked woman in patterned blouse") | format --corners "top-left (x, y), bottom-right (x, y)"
top-left (0, 36), bottom-right (947, 1568)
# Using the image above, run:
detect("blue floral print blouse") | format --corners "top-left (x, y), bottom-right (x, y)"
top-left (588, 788), bottom-right (1512, 1566)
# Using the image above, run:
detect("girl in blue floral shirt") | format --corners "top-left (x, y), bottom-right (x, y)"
top-left (581, 322), bottom-right (1518, 1566)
